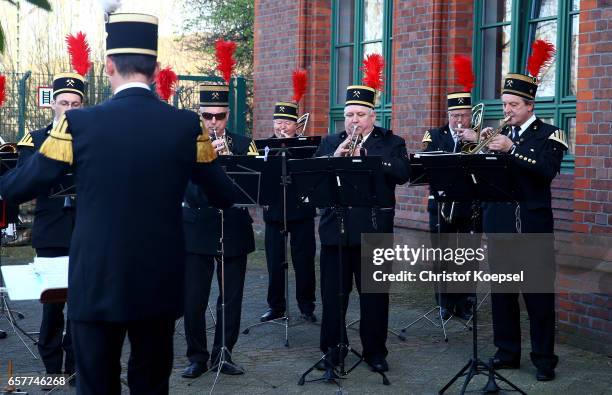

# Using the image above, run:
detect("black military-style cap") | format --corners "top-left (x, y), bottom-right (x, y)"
top-left (199, 83), bottom-right (229, 107)
top-left (53, 72), bottom-right (86, 99)
top-left (105, 13), bottom-right (158, 57)
top-left (273, 102), bottom-right (298, 121)
top-left (502, 73), bottom-right (538, 101)
top-left (447, 92), bottom-right (472, 110)
top-left (345, 85), bottom-right (376, 109)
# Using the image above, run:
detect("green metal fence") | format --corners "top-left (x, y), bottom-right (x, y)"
top-left (0, 72), bottom-right (249, 142)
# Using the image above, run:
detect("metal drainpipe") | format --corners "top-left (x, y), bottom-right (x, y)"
top-left (18, 71), bottom-right (32, 139)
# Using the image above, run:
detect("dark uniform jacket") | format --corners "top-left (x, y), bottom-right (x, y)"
top-left (183, 130), bottom-right (255, 257)
top-left (483, 118), bottom-right (567, 234)
top-left (17, 124), bottom-right (74, 249)
top-left (0, 87), bottom-right (236, 323)
top-left (314, 126), bottom-right (410, 246)
top-left (262, 134), bottom-right (316, 223)
top-left (422, 124), bottom-right (473, 222)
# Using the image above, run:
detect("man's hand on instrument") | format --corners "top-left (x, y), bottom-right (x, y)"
top-left (212, 139), bottom-right (227, 154)
top-left (480, 127), bottom-right (494, 140)
top-left (333, 136), bottom-right (352, 157)
top-left (456, 128), bottom-right (477, 143)
top-left (487, 134), bottom-right (513, 153)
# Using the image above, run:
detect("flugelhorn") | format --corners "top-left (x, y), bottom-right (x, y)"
top-left (463, 116), bottom-right (511, 154)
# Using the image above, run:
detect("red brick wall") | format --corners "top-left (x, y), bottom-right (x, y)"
top-left (252, 0), bottom-right (331, 139)
top-left (556, 0), bottom-right (612, 355)
top-left (391, 0), bottom-right (474, 230)
top-left (573, 0), bottom-right (611, 234)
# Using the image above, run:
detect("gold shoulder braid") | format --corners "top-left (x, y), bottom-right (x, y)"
top-left (39, 114), bottom-right (73, 164)
top-left (422, 130), bottom-right (432, 143)
top-left (247, 140), bottom-right (258, 156)
top-left (548, 129), bottom-right (569, 149)
top-left (17, 132), bottom-right (34, 148)
top-left (197, 119), bottom-right (217, 163)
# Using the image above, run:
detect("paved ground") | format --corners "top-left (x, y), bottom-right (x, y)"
top-left (1, 236), bottom-right (611, 394)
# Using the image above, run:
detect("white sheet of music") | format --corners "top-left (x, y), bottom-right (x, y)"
top-left (1, 256), bottom-right (68, 300)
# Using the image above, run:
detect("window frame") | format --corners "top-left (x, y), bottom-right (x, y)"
top-left (329, 0), bottom-right (393, 134)
top-left (473, 0), bottom-right (577, 173)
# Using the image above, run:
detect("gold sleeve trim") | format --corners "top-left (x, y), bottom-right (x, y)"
top-left (196, 119), bottom-right (217, 163)
top-left (247, 140), bottom-right (259, 156)
top-left (17, 133), bottom-right (34, 148)
top-left (548, 129), bottom-right (568, 149)
top-left (39, 115), bottom-right (73, 164)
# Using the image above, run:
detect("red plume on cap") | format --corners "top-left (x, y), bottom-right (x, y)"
top-left (66, 32), bottom-right (92, 77)
top-left (361, 53), bottom-right (385, 91)
top-left (215, 39), bottom-right (237, 84)
top-left (292, 69), bottom-right (307, 103)
top-left (527, 39), bottom-right (555, 80)
top-left (155, 66), bottom-right (178, 102)
top-left (453, 55), bottom-right (474, 92)
top-left (0, 75), bottom-right (6, 107)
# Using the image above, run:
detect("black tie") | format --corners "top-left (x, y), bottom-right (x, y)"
top-left (512, 126), bottom-right (520, 142)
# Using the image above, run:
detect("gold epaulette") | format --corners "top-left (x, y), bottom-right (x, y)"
top-left (39, 115), bottom-right (73, 164)
top-left (548, 129), bottom-right (568, 149)
top-left (17, 132), bottom-right (34, 148)
top-left (247, 140), bottom-right (258, 156)
top-left (422, 130), bottom-right (432, 143)
top-left (196, 119), bottom-right (217, 163)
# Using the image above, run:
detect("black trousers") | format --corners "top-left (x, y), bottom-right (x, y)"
top-left (184, 253), bottom-right (247, 363)
top-left (36, 247), bottom-right (74, 374)
top-left (71, 318), bottom-right (175, 395)
top-left (319, 244), bottom-right (388, 362)
top-left (264, 218), bottom-right (316, 314)
top-left (489, 236), bottom-right (558, 370)
top-left (429, 208), bottom-right (480, 312)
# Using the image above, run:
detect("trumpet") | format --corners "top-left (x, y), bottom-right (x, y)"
top-left (346, 125), bottom-right (363, 156)
top-left (296, 113), bottom-right (309, 137)
top-left (211, 128), bottom-right (232, 155)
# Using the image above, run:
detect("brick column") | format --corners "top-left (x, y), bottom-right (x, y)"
top-left (391, 0), bottom-right (473, 230)
top-left (252, 0), bottom-right (330, 139)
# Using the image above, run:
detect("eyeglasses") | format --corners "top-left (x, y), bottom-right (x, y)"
top-left (201, 112), bottom-right (227, 120)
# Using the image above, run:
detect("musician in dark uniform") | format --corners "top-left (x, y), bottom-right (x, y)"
top-left (181, 83), bottom-right (257, 378)
top-left (15, 73), bottom-right (83, 377)
top-left (421, 91), bottom-right (480, 320)
top-left (482, 71), bottom-right (567, 381)
top-left (0, 13), bottom-right (236, 394)
top-left (260, 101), bottom-right (317, 323)
top-left (314, 85), bottom-right (410, 372)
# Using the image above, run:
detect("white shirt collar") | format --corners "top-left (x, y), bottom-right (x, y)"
top-left (113, 82), bottom-right (151, 95)
top-left (517, 114), bottom-right (537, 136)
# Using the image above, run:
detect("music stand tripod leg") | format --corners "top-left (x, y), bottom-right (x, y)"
top-left (188, 210), bottom-right (244, 390)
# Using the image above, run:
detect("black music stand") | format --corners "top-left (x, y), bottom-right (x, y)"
top-left (419, 153), bottom-right (525, 395)
top-left (188, 155), bottom-right (263, 391)
top-left (0, 152), bottom-right (38, 355)
top-left (241, 140), bottom-right (319, 347)
top-left (290, 156), bottom-right (391, 388)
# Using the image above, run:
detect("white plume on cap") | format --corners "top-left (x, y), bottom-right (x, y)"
top-left (98, 0), bottom-right (122, 14)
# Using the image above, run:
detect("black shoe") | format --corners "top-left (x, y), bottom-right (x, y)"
top-left (367, 358), bottom-right (389, 372)
top-left (260, 308), bottom-right (284, 322)
top-left (181, 361), bottom-right (207, 378)
top-left (440, 307), bottom-right (452, 320)
top-left (211, 360), bottom-right (244, 375)
top-left (300, 312), bottom-right (317, 322)
top-left (536, 367), bottom-right (555, 381)
top-left (491, 357), bottom-right (520, 370)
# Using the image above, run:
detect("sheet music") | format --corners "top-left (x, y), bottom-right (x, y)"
top-left (0, 256), bottom-right (68, 300)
